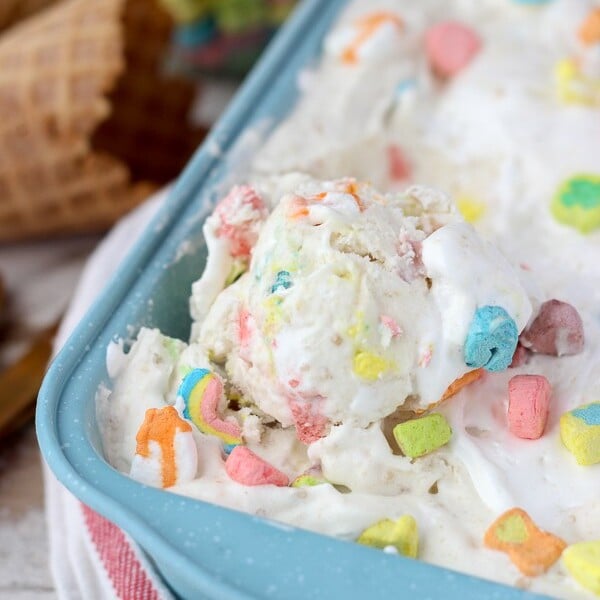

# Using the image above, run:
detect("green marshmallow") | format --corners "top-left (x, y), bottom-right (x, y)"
top-left (551, 175), bottom-right (600, 234)
top-left (291, 474), bottom-right (326, 487)
top-left (393, 413), bottom-right (452, 458)
top-left (357, 515), bottom-right (418, 558)
top-left (225, 259), bottom-right (247, 286)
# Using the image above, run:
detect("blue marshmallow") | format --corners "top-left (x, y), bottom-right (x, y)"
top-left (464, 305), bottom-right (518, 372)
top-left (271, 270), bottom-right (292, 294)
top-left (572, 403), bottom-right (600, 427)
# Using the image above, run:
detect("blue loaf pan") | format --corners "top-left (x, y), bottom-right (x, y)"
top-left (37, 1), bottom-right (548, 598)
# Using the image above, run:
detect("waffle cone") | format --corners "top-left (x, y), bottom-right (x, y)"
top-left (0, 0), bottom-right (58, 32)
top-left (0, 0), bottom-right (157, 242)
top-left (92, 0), bottom-right (206, 184)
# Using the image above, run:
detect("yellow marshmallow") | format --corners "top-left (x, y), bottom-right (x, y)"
top-left (563, 541), bottom-right (600, 595)
top-left (353, 350), bottom-right (391, 381)
top-left (457, 197), bottom-right (486, 223)
top-left (357, 515), bottom-right (418, 558)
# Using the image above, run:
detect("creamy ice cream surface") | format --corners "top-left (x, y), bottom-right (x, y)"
top-left (195, 178), bottom-right (531, 439)
top-left (99, 0), bottom-right (600, 597)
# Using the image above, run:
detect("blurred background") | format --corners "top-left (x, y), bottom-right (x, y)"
top-left (0, 0), bottom-right (295, 596)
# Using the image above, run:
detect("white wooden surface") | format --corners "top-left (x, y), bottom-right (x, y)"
top-left (0, 425), bottom-right (56, 599)
top-left (0, 236), bottom-right (100, 600)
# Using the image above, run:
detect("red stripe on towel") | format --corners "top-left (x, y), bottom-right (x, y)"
top-left (82, 504), bottom-right (161, 600)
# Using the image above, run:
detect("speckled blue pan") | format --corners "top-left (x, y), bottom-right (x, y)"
top-left (37, 1), bottom-right (548, 598)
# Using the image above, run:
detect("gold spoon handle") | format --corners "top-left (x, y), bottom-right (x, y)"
top-left (0, 324), bottom-right (57, 439)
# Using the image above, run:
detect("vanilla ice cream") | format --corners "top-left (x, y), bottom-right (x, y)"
top-left (98, 0), bottom-right (600, 597)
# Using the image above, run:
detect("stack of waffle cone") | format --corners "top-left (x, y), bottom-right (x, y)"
top-left (0, 0), bottom-right (158, 242)
top-left (0, 0), bottom-right (58, 32)
top-left (92, 0), bottom-right (206, 184)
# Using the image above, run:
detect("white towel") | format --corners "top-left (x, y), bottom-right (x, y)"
top-left (44, 190), bottom-right (174, 600)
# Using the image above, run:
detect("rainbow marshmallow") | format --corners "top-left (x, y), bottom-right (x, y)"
top-left (560, 402), bottom-right (600, 465)
top-left (179, 368), bottom-right (243, 447)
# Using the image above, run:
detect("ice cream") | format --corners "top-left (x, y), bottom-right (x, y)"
top-left (98, 0), bottom-right (600, 597)
top-left (194, 177), bottom-right (531, 442)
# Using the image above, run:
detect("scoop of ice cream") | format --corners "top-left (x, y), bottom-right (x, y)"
top-left (195, 177), bottom-right (532, 443)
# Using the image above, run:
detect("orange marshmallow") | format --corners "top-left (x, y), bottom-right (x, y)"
top-left (441, 368), bottom-right (484, 402)
top-left (579, 8), bottom-right (600, 46)
top-left (484, 508), bottom-right (566, 576)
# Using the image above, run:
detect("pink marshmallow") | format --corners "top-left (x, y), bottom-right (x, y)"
top-left (289, 397), bottom-right (329, 444)
top-left (225, 446), bottom-right (289, 487)
top-left (387, 144), bottom-right (412, 181)
top-left (508, 375), bottom-right (551, 440)
top-left (520, 300), bottom-right (584, 357)
top-left (509, 343), bottom-right (531, 368)
top-left (425, 21), bottom-right (482, 78)
top-left (215, 185), bottom-right (267, 258)
top-left (238, 308), bottom-right (251, 343)
top-left (380, 315), bottom-right (403, 338)
top-left (418, 347), bottom-right (433, 368)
